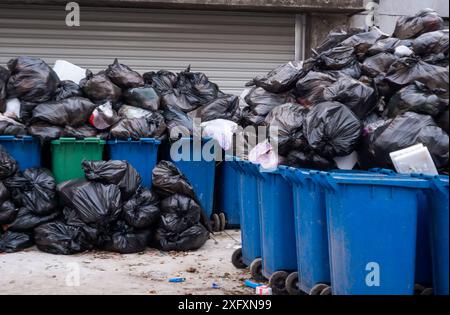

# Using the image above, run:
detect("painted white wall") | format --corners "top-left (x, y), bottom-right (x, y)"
top-left (350, 0), bottom-right (449, 35)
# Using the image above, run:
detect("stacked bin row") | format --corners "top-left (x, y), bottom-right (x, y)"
top-left (232, 159), bottom-right (449, 296)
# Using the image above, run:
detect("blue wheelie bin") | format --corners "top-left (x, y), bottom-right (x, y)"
top-left (161, 137), bottom-right (217, 220)
top-left (215, 156), bottom-right (241, 229)
top-left (0, 135), bottom-right (41, 170)
top-left (320, 172), bottom-right (430, 295)
top-left (279, 166), bottom-right (332, 295)
top-left (107, 138), bottom-right (160, 188)
top-left (258, 166), bottom-right (297, 294)
top-left (417, 175), bottom-right (449, 295)
top-left (231, 159), bottom-right (264, 280)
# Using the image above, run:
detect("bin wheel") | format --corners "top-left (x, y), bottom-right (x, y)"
top-left (414, 283), bottom-right (428, 295)
top-left (310, 283), bottom-right (329, 296)
top-left (269, 271), bottom-right (289, 295)
top-left (285, 272), bottom-right (301, 295)
top-left (319, 285), bottom-right (332, 296)
top-left (211, 214), bottom-right (221, 232)
top-left (249, 258), bottom-right (265, 282)
top-left (219, 212), bottom-right (226, 231)
top-left (231, 248), bottom-right (246, 269)
top-left (420, 287), bottom-right (434, 296)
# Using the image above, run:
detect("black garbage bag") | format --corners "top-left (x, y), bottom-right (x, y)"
top-left (0, 146), bottom-right (18, 180)
top-left (106, 58), bottom-right (144, 89)
top-left (18, 101), bottom-right (38, 124)
top-left (436, 108), bottom-right (449, 134)
top-left (57, 179), bottom-right (122, 227)
top-left (243, 87), bottom-right (292, 125)
top-left (0, 231), bottom-right (33, 253)
top-left (6, 56), bottom-right (59, 103)
top-left (0, 65), bottom-right (9, 113)
top-left (152, 161), bottom-right (195, 199)
top-left (423, 52), bottom-right (450, 67)
top-left (362, 52), bottom-right (398, 77)
top-left (304, 101), bottom-right (362, 158)
top-left (162, 104), bottom-right (195, 139)
top-left (387, 81), bottom-right (448, 118)
top-left (294, 71), bottom-right (337, 106)
top-left (0, 181), bottom-right (9, 204)
top-left (323, 60), bottom-right (362, 79)
top-left (82, 160), bottom-right (141, 200)
top-left (102, 220), bottom-right (151, 254)
top-left (161, 89), bottom-right (200, 113)
top-left (31, 97), bottom-right (97, 127)
top-left (0, 114), bottom-right (27, 136)
top-left (123, 187), bottom-right (160, 229)
top-left (28, 123), bottom-right (64, 143)
top-left (156, 223), bottom-right (209, 252)
top-left (284, 149), bottom-right (337, 170)
top-left (177, 66), bottom-right (221, 107)
top-left (358, 111), bottom-right (449, 170)
top-left (118, 105), bottom-right (154, 119)
top-left (196, 95), bottom-right (239, 122)
top-left (0, 200), bottom-right (18, 225)
top-left (62, 207), bottom-right (105, 247)
top-left (54, 80), bottom-right (83, 101)
top-left (123, 87), bottom-right (160, 111)
top-left (4, 168), bottom-right (57, 216)
top-left (367, 38), bottom-right (403, 56)
top-left (323, 77), bottom-right (377, 119)
top-left (412, 30), bottom-right (449, 56)
top-left (80, 70), bottom-right (121, 104)
top-left (264, 103), bottom-right (309, 155)
top-left (159, 194), bottom-right (201, 234)
top-left (340, 27), bottom-right (388, 58)
top-left (386, 57), bottom-right (449, 92)
top-left (247, 61), bottom-right (304, 93)
top-left (143, 70), bottom-right (177, 94)
top-left (393, 8), bottom-right (444, 39)
top-left (63, 124), bottom-right (98, 139)
top-left (8, 207), bottom-right (59, 232)
top-left (34, 221), bottom-right (92, 255)
top-left (304, 45), bottom-right (356, 71)
top-left (315, 28), bottom-right (364, 53)
top-left (110, 114), bottom-right (166, 141)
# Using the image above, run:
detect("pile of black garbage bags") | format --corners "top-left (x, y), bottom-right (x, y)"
top-left (238, 9), bottom-right (449, 173)
top-left (1, 57), bottom-right (239, 142)
top-left (0, 147), bottom-right (210, 254)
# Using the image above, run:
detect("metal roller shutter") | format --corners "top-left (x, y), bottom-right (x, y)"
top-left (0, 4), bottom-right (295, 95)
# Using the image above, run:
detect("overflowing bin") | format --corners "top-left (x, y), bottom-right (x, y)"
top-left (231, 159), bottom-right (263, 280)
top-left (319, 172), bottom-right (430, 295)
top-left (0, 135), bottom-right (41, 170)
top-left (51, 137), bottom-right (105, 183)
top-left (107, 138), bottom-right (160, 188)
top-left (215, 157), bottom-right (241, 229)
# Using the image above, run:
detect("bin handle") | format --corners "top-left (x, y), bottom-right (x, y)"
top-left (59, 137), bottom-right (77, 143)
top-left (369, 168), bottom-right (396, 175)
top-left (317, 172), bottom-right (339, 192)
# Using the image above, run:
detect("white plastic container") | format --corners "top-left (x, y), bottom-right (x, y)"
top-left (53, 60), bottom-right (86, 84)
top-left (390, 143), bottom-right (438, 175)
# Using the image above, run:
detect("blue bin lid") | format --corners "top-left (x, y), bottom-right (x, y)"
top-left (107, 138), bottom-right (161, 145)
top-left (319, 172), bottom-right (431, 190)
top-left (0, 135), bottom-right (35, 141)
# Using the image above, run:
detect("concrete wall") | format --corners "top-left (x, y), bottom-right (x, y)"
top-left (350, 0), bottom-right (449, 34)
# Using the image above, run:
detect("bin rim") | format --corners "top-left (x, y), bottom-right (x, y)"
top-left (237, 159), bottom-right (263, 178)
top-left (319, 171), bottom-right (430, 190)
top-left (107, 138), bottom-right (161, 145)
top-left (411, 173), bottom-right (449, 193)
top-left (51, 137), bottom-right (106, 145)
top-left (0, 135), bottom-right (35, 141)
top-left (278, 165), bottom-right (314, 185)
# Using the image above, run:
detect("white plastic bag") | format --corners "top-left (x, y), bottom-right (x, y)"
top-left (334, 151), bottom-right (358, 170)
top-left (89, 102), bottom-right (119, 130)
top-left (118, 105), bottom-right (153, 119)
top-left (394, 45), bottom-right (414, 57)
top-left (201, 119), bottom-right (238, 150)
top-left (249, 140), bottom-right (279, 171)
top-left (5, 98), bottom-right (21, 119)
top-left (53, 60), bottom-right (86, 84)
